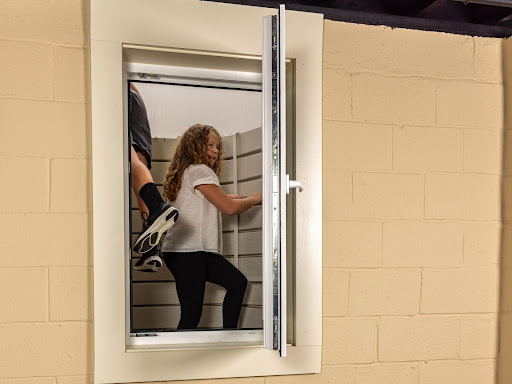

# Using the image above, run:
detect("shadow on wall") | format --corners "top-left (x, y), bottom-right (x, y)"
top-left (498, 37), bottom-right (512, 384)
top-left (83, 0), bottom-right (94, 378)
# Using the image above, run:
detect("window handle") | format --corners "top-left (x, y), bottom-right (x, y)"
top-left (286, 174), bottom-right (303, 194)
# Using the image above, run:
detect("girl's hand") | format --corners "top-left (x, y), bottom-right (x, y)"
top-left (227, 194), bottom-right (247, 199)
top-left (250, 192), bottom-right (262, 205)
top-left (195, 184), bottom-right (262, 215)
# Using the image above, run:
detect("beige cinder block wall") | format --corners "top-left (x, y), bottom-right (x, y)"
top-left (0, 1), bottom-right (505, 384)
top-left (0, 0), bottom-right (93, 382)
top-left (321, 21), bottom-right (503, 384)
top-left (498, 37), bottom-right (512, 384)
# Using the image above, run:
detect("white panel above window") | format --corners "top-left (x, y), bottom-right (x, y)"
top-left (91, 0), bottom-right (323, 382)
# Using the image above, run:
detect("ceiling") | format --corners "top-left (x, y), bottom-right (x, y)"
top-left (205, 0), bottom-right (512, 37)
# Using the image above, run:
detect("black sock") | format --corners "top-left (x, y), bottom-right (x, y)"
top-left (139, 182), bottom-right (165, 214)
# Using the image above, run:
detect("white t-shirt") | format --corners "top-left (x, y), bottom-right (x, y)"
top-left (162, 164), bottom-right (223, 254)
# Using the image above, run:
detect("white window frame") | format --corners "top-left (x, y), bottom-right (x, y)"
top-left (91, 1), bottom-right (322, 382)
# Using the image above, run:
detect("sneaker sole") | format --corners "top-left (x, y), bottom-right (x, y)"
top-left (133, 207), bottom-right (179, 254)
top-left (133, 255), bottom-right (162, 273)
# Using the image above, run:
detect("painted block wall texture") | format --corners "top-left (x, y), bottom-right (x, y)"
top-left (0, 2), bottom-right (506, 384)
top-left (499, 37), bottom-right (512, 384)
top-left (0, 0), bottom-right (93, 382)
top-left (323, 19), bottom-right (503, 384)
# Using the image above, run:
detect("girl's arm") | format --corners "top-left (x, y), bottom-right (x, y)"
top-left (227, 194), bottom-right (247, 199)
top-left (195, 184), bottom-right (261, 215)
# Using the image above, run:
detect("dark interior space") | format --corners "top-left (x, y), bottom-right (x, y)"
top-left (204, 0), bottom-right (512, 37)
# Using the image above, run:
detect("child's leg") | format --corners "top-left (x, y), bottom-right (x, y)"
top-left (129, 88), bottom-right (177, 259)
top-left (205, 253), bottom-right (248, 329)
top-left (163, 252), bottom-right (206, 329)
top-left (130, 145), bottom-right (151, 218)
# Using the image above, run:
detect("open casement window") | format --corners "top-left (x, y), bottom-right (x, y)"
top-left (91, 1), bottom-right (322, 382)
top-left (125, 62), bottom-right (265, 344)
top-left (262, 5), bottom-right (302, 357)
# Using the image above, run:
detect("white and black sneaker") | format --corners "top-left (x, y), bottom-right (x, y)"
top-left (133, 202), bottom-right (179, 254)
top-left (134, 243), bottom-right (162, 273)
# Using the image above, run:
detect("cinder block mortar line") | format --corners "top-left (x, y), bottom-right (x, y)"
top-left (323, 117), bottom-right (502, 131)
top-left (350, 170), bottom-right (503, 177)
top-left (56, 375), bottom-right (93, 379)
top-left (0, 265), bottom-right (89, 270)
top-left (319, 362), bottom-right (414, 367)
top-left (349, 170), bottom-right (449, 176)
top-left (325, 266), bottom-right (454, 270)
top-left (324, 117), bottom-right (503, 130)
top-left (334, 164), bottom-right (500, 174)
top-left (373, 314), bottom-right (490, 319)
top-left (52, 42), bottom-right (91, 49)
top-left (0, 95), bottom-right (91, 106)
top-left (323, 218), bottom-right (387, 223)
top-left (0, 152), bottom-right (89, 160)
top-left (1, 376), bottom-right (83, 382)
top-left (322, 65), bottom-right (502, 84)
top-left (0, 153), bottom-right (49, 160)
top-left (0, 212), bottom-right (89, 217)
top-left (421, 218), bottom-right (501, 223)
top-left (326, 217), bottom-right (500, 224)
top-left (316, 363), bottom-right (376, 368)
top-left (0, 375), bottom-right (60, 381)
top-left (407, 123), bottom-right (503, 131)
top-left (322, 358), bottom-right (496, 368)
top-left (0, 37), bottom-right (53, 47)
top-left (339, 263), bottom-right (498, 271)
top-left (339, 267), bottom-right (422, 273)
top-left (49, 154), bottom-right (90, 160)
top-left (325, 218), bottom-right (499, 224)
top-left (0, 36), bottom-right (88, 47)
top-left (422, 265), bottom-right (496, 271)
top-left (0, 320), bottom-right (90, 326)
top-left (352, 362), bottom-right (421, 368)
top-left (420, 311), bottom-right (498, 316)
top-left (306, 168), bottom-right (499, 176)
top-left (423, 358), bottom-right (496, 363)
top-left (49, 155), bottom-right (91, 161)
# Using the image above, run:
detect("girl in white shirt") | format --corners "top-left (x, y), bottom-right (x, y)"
top-left (162, 124), bottom-right (262, 329)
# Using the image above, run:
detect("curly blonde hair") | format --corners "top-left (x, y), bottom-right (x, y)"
top-left (163, 124), bottom-right (223, 202)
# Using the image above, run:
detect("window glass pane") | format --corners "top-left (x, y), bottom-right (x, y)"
top-left (127, 77), bottom-right (263, 333)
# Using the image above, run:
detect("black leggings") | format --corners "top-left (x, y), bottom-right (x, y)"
top-left (163, 251), bottom-right (248, 330)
